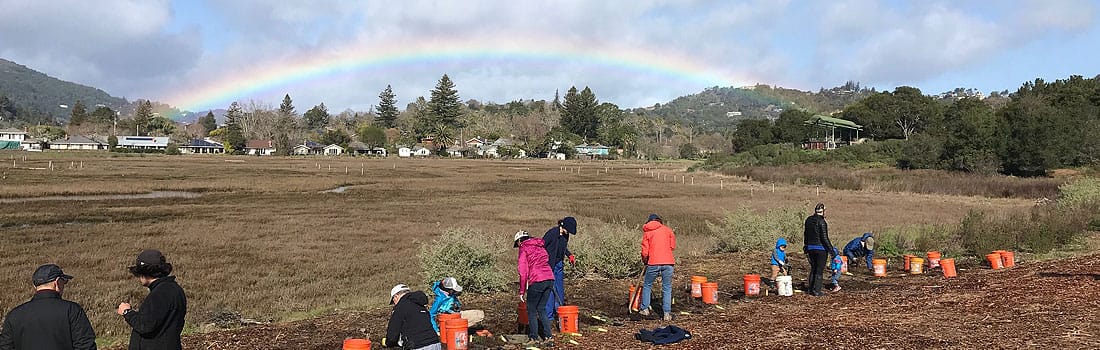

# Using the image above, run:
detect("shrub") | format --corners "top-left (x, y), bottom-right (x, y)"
top-left (708, 206), bottom-right (803, 253)
top-left (568, 223), bottom-right (644, 279)
top-left (419, 228), bottom-right (510, 293)
top-left (1058, 177), bottom-right (1100, 207)
top-left (165, 143), bottom-right (181, 155)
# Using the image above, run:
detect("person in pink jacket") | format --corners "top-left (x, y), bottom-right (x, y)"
top-left (514, 231), bottom-right (555, 346)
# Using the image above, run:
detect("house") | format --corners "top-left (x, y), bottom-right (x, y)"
top-left (49, 135), bottom-right (106, 150)
top-left (802, 115), bottom-right (863, 150)
top-left (0, 128), bottom-right (27, 150)
top-left (117, 136), bottom-right (169, 151)
top-left (446, 146), bottom-right (471, 157)
top-left (245, 140), bottom-right (276, 155)
top-left (492, 138), bottom-right (515, 147)
top-left (292, 141), bottom-right (325, 155)
top-left (575, 143), bottom-right (611, 157)
top-left (180, 138), bottom-right (224, 154)
top-left (323, 144), bottom-right (344, 156)
top-left (478, 144), bottom-right (499, 158)
top-left (465, 137), bottom-right (488, 148)
top-left (397, 145), bottom-right (412, 158)
top-left (347, 141), bottom-right (370, 155)
top-left (412, 145), bottom-right (432, 157)
top-left (21, 138), bottom-right (43, 151)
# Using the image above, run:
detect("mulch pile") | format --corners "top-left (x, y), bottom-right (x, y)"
top-left (110, 252), bottom-right (1099, 349)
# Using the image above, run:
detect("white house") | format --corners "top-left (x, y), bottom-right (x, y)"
top-left (465, 137), bottom-right (488, 148)
top-left (293, 141), bottom-right (325, 155)
top-left (323, 144), bottom-right (344, 156)
top-left (397, 146), bottom-right (412, 158)
top-left (0, 128), bottom-right (27, 150)
top-left (21, 138), bottom-right (43, 152)
top-left (117, 136), bottom-right (169, 150)
top-left (180, 138), bottom-right (224, 154)
top-left (412, 145), bottom-right (431, 157)
top-left (245, 140), bottom-right (276, 156)
top-left (478, 144), bottom-right (499, 158)
top-left (49, 135), bottom-right (106, 150)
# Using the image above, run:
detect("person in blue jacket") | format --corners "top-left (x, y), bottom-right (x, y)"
top-left (543, 216), bottom-right (577, 322)
top-left (428, 277), bottom-right (462, 333)
top-left (843, 232), bottom-right (875, 272)
top-left (830, 247), bottom-right (844, 292)
top-left (769, 237), bottom-right (789, 287)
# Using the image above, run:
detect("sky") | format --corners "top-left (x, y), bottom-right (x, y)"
top-left (1, 0), bottom-right (1098, 113)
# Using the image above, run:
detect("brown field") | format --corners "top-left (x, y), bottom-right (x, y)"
top-left (0, 151), bottom-right (1050, 347)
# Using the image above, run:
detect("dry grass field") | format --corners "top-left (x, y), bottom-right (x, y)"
top-left (0, 151), bottom-right (1037, 346)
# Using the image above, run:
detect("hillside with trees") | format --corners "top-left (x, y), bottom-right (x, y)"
top-left (641, 81), bottom-right (874, 128)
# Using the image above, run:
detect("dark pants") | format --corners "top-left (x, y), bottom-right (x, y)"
top-left (526, 280), bottom-right (554, 341)
top-left (806, 249), bottom-right (829, 295)
top-left (546, 261), bottom-right (565, 321)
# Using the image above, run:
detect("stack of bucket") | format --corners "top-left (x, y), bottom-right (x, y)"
top-left (438, 313), bottom-right (468, 350)
top-left (687, 275), bottom-right (719, 304)
top-left (987, 250), bottom-right (1015, 269)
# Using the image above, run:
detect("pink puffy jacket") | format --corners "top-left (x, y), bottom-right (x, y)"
top-left (518, 238), bottom-right (555, 295)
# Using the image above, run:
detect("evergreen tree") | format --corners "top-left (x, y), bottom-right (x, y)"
top-left (134, 100), bottom-right (154, 136)
top-left (91, 106), bottom-right (115, 124)
top-left (224, 102), bottom-right (246, 154)
top-left (375, 85), bottom-right (399, 128)
top-left (279, 94), bottom-right (295, 116)
top-left (303, 103), bottom-right (329, 130)
top-left (427, 74), bottom-right (463, 147)
top-left (199, 111), bottom-right (218, 134)
top-left (275, 94), bottom-right (297, 156)
top-left (561, 86), bottom-right (599, 139)
top-left (552, 90), bottom-right (562, 110)
top-left (69, 100), bottom-right (88, 126)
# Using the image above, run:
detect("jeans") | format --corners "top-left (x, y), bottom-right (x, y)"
top-left (526, 280), bottom-right (554, 341)
top-left (830, 269), bottom-right (841, 286)
top-left (845, 249), bottom-right (874, 270)
top-left (806, 249), bottom-right (829, 295)
top-left (413, 343), bottom-right (442, 350)
top-left (545, 261), bottom-right (565, 320)
top-left (640, 265), bottom-right (674, 314)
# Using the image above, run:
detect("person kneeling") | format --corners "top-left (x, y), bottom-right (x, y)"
top-left (383, 284), bottom-right (441, 350)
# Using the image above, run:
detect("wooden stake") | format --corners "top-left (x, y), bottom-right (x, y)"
top-left (772, 183), bottom-right (775, 193)
top-left (721, 179), bottom-right (724, 190)
top-left (691, 176), bottom-right (694, 185)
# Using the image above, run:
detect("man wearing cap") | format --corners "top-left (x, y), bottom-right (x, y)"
top-left (428, 277), bottom-right (463, 332)
top-left (803, 203), bottom-right (836, 296)
top-left (0, 264), bottom-right (96, 350)
top-left (639, 214), bottom-right (676, 321)
top-left (383, 284), bottom-right (441, 350)
top-left (542, 216), bottom-right (577, 321)
top-left (843, 232), bottom-right (876, 273)
top-left (116, 250), bottom-right (187, 350)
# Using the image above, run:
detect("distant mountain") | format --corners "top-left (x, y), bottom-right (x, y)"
top-left (0, 58), bottom-right (131, 120)
top-left (639, 82), bottom-right (874, 129)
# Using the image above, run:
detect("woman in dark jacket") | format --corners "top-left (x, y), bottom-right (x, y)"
top-left (803, 203), bottom-right (835, 296)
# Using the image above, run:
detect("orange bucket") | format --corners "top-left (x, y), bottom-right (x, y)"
top-left (516, 302), bottom-right (528, 325)
top-left (557, 305), bottom-right (580, 334)
top-left (903, 255), bottom-right (913, 271)
top-left (927, 251), bottom-right (942, 269)
top-left (701, 282), bottom-right (719, 304)
top-left (840, 256), bottom-right (849, 273)
top-left (940, 258), bottom-right (957, 278)
top-left (690, 276), bottom-right (707, 298)
top-left (986, 253), bottom-right (1003, 269)
top-left (628, 285), bottom-right (642, 311)
top-left (438, 313), bottom-right (461, 345)
top-left (343, 338), bottom-right (371, 350)
top-left (743, 274), bottom-right (761, 296)
top-left (909, 257), bottom-right (924, 274)
top-left (445, 318), bottom-right (469, 350)
top-left (1001, 251), bottom-right (1015, 268)
top-left (872, 259), bottom-right (887, 277)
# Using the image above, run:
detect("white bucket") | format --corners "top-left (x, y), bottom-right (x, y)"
top-left (776, 276), bottom-right (793, 297)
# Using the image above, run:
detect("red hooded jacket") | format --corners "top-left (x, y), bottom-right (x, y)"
top-left (641, 220), bottom-right (676, 265)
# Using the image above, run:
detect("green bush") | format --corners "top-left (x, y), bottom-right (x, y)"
top-left (419, 228), bottom-right (510, 293)
top-left (568, 223), bottom-right (644, 279)
top-left (165, 143), bottom-right (181, 155)
top-left (708, 206), bottom-right (803, 253)
top-left (1058, 177), bottom-right (1100, 207)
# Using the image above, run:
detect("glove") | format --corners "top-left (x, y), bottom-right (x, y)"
top-left (568, 255), bottom-right (576, 266)
top-left (519, 294), bottom-right (526, 303)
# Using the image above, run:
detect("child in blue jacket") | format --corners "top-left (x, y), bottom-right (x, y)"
top-left (829, 247), bottom-right (844, 292)
top-left (428, 277), bottom-right (462, 332)
top-left (769, 238), bottom-right (788, 287)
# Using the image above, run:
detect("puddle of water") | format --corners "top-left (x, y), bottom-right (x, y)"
top-left (321, 186), bottom-right (350, 194)
top-left (0, 191), bottom-right (202, 204)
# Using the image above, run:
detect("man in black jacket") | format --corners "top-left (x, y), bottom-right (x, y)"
top-left (116, 250), bottom-right (187, 350)
top-left (383, 284), bottom-right (442, 350)
top-left (803, 203), bottom-right (835, 296)
top-left (0, 264), bottom-right (96, 350)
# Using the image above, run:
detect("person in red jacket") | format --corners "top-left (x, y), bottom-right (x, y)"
top-left (639, 214), bottom-right (676, 321)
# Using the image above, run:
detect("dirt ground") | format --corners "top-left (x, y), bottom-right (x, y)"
top-left (160, 249), bottom-right (1100, 349)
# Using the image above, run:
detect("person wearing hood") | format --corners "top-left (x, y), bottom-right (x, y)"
top-left (803, 203), bottom-right (835, 296)
top-left (639, 214), bottom-right (676, 321)
top-left (542, 216), bottom-right (577, 322)
top-left (383, 284), bottom-right (442, 350)
top-left (515, 231), bottom-right (555, 346)
top-left (428, 277), bottom-right (462, 333)
top-left (769, 237), bottom-right (789, 287)
top-left (843, 233), bottom-right (876, 273)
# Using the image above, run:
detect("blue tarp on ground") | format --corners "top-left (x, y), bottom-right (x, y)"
top-left (0, 141), bottom-right (20, 149)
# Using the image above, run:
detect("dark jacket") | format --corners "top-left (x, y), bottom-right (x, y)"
top-left (542, 227), bottom-right (572, 267)
top-left (803, 214), bottom-right (834, 253)
top-left (0, 290), bottom-right (97, 350)
top-left (383, 291), bottom-right (440, 349)
top-left (124, 276), bottom-right (187, 350)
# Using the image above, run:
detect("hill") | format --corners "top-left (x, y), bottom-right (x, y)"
top-left (0, 58), bottom-right (130, 120)
top-left (639, 82), bottom-right (874, 129)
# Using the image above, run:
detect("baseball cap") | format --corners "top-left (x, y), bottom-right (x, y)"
top-left (864, 237), bottom-right (875, 251)
top-left (390, 284), bottom-right (411, 304)
top-left (442, 277), bottom-right (463, 293)
top-left (131, 249), bottom-right (167, 268)
top-left (32, 264), bottom-right (74, 286)
top-left (560, 217), bottom-right (578, 234)
top-left (647, 214), bottom-right (662, 223)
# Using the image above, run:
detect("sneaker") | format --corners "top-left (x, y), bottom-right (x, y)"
top-left (832, 285), bottom-right (842, 292)
top-left (638, 309), bottom-right (651, 316)
top-left (662, 314), bottom-right (673, 321)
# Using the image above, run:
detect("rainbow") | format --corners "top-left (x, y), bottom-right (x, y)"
top-left (165, 35), bottom-right (758, 112)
